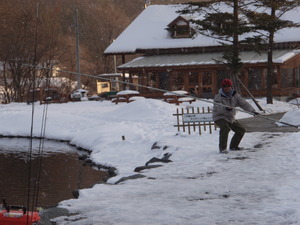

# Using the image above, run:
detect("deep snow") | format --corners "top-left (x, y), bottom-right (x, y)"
top-left (0, 97), bottom-right (300, 225)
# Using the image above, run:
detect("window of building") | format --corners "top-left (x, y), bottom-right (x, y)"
top-left (167, 16), bottom-right (193, 38)
top-left (101, 83), bottom-right (109, 88)
top-left (213, 20), bottom-right (232, 32)
top-left (217, 70), bottom-right (229, 88)
top-left (202, 71), bottom-right (212, 85)
top-left (175, 25), bottom-right (189, 36)
top-left (296, 68), bottom-right (300, 88)
top-left (172, 71), bottom-right (184, 90)
top-left (210, 13), bottom-right (235, 35)
top-left (281, 68), bottom-right (293, 88)
top-left (263, 68), bottom-right (278, 88)
top-left (159, 71), bottom-right (170, 91)
top-left (188, 71), bottom-right (198, 85)
top-left (248, 68), bottom-right (262, 90)
top-left (147, 72), bottom-right (157, 88)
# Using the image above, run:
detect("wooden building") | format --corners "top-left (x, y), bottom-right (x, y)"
top-left (104, 4), bottom-right (300, 99)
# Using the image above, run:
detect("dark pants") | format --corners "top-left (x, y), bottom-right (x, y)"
top-left (215, 119), bottom-right (245, 151)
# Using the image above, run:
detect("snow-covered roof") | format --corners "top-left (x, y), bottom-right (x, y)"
top-left (118, 49), bottom-right (300, 69)
top-left (104, 5), bottom-right (218, 54)
top-left (104, 4), bottom-right (300, 55)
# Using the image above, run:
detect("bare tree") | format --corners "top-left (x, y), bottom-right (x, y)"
top-left (0, 0), bottom-right (156, 100)
top-left (0, 0), bottom-right (71, 102)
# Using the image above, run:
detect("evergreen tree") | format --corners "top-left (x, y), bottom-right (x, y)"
top-left (244, 0), bottom-right (300, 104)
top-left (180, 0), bottom-right (260, 91)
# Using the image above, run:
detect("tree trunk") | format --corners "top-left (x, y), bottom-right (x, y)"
top-left (231, 0), bottom-right (241, 93)
top-left (266, 6), bottom-right (276, 104)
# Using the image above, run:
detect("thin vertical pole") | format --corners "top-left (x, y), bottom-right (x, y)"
top-left (75, 8), bottom-right (81, 89)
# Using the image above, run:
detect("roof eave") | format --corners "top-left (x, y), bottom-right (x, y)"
top-left (103, 51), bottom-right (137, 56)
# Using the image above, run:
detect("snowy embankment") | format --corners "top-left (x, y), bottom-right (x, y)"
top-left (0, 98), bottom-right (300, 225)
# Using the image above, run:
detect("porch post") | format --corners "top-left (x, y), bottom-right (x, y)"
top-left (122, 54), bottom-right (126, 90)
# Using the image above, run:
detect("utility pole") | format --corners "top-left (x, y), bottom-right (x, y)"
top-left (75, 7), bottom-right (81, 89)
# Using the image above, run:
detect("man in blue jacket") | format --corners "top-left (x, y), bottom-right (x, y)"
top-left (212, 78), bottom-right (258, 153)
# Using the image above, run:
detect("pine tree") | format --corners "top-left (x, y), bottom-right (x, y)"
top-left (179, 0), bottom-right (260, 92)
top-left (244, 0), bottom-right (300, 104)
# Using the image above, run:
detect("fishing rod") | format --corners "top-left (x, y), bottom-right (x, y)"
top-left (1, 191), bottom-right (9, 212)
top-left (22, 63), bottom-right (300, 129)
top-left (33, 76), bottom-right (51, 208)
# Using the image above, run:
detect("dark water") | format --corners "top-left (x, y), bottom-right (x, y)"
top-left (0, 138), bottom-right (108, 208)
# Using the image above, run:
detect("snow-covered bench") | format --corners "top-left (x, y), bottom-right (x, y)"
top-left (163, 91), bottom-right (195, 105)
top-left (111, 90), bottom-right (141, 104)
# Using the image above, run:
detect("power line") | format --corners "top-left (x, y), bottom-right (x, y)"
top-left (22, 63), bottom-right (300, 129)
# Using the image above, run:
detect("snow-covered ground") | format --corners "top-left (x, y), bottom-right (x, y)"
top-left (0, 97), bottom-right (300, 225)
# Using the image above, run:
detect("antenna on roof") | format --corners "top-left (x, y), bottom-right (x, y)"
top-left (144, 0), bottom-right (151, 8)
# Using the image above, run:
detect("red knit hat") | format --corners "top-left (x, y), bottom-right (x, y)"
top-left (221, 79), bottom-right (232, 87)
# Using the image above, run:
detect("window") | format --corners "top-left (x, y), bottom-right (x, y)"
top-left (147, 72), bottom-right (157, 88)
top-left (159, 72), bottom-right (170, 90)
top-left (101, 83), bottom-right (109, 88)
top-left (188, 72), bottom-right (198, 85)
top-left (202, 71), bottom-right (212, 85)
top-left (213, 20), bottom-right (231, 31)
top-left (167, 16), bottom-right (193, 38)
top-left (175, 25), bottom-right (189, 36)
top-left (248, 68), bottom-right (262, 90)
top-left (263, 68), bottom-right (278, 88)
top-left (296, 68), bottom-right (300, 87)
top-left (172, 71), bottom-right (184, 90)
top-left (209, 12), bottom-right (235, 35)
top-left (281, 68), bottom-right (293, 88)
top-left (217, 70), bottom-right (229, 88)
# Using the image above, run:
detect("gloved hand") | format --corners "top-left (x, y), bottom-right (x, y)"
top-left (226, 107), bottom-right (233, 111)
top-left (253, 111), bottom-right (260, 116)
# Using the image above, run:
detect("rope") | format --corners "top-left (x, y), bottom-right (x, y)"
top-left (22, 63), bottom-right (300, 129)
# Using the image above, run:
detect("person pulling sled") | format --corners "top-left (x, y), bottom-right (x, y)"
top-left (212, 78), bottom-right (259, 154)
